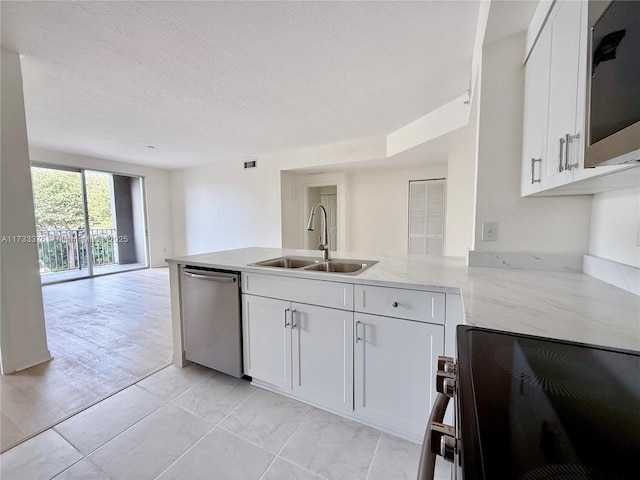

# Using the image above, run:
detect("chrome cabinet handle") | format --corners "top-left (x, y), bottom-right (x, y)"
top-left (566, 133), bottom-right (580, 170)
top-left (564, 133), bottom-right (571, 171)
top-left (284, 308), bottom-right (291, 328)
top-left (291, 309), bottom-right (297, 329)
top-left (355, 320), bottom-right (363, 343)
top-left (558, 136), bottom-right (566, 172)
top-left (531, 158), bottom-right (541, 184)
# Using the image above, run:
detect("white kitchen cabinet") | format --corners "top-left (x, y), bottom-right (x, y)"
top-left (242, 292), bottom-right (354, 413)
top-left (354, 284), bottom-right (445, 324)
top-left (241, 271), bottom-right (453, 441)
top-left (242, 294), bottom-right (291, 390)
top-left (544, 0), bottom-right (583, 189)
top-left (521, 20), bottom-right (551, 195)
top-left (291, 302), bottom-right (354, 412)
top-left (243, 272), bottom-right (353, 310)
top-left (354, 312), bottom-right (443, 441)
top-left (522, 0), bottom-right (631, 197)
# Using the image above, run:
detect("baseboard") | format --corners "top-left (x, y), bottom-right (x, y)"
top-left (13, 349), bottom-right (52, 373)
top-left (467, 251), bottom-right (583, 272)
top-left (583, 255), bottom-right (640, 296)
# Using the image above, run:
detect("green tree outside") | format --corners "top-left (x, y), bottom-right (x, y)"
top-left (31, 167), bottom-right (114, 229)
top-left (31, 167), bottom-right (116, 271)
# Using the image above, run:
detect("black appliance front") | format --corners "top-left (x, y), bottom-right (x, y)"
top-left (456, 326), bottom-right (640, 480)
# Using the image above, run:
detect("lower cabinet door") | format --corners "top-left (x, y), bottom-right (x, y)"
top-left (354, 312), bottom-right (444, 440)
top-left (242, 294), bottom-right (292, 390)
top-left (291, 303), bottom-right (354, 413)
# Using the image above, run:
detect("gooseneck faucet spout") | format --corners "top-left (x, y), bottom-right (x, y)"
top-left (306, 203), bottom-right (330, 260)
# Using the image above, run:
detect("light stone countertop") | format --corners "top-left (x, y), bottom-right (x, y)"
top-left (167, 247), bottom-right (640, 352)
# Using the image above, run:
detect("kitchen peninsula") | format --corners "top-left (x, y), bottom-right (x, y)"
top-left (167, 247), bottom-right (640, 441)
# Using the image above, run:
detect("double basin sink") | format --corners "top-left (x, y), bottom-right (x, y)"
top-left (249, 255), bottom-right (378, 275)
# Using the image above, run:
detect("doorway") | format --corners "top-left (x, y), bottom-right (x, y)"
top-left (31, 164), bottom-right (149, 284)
top-left (305, 185), bottom-right (338, 252)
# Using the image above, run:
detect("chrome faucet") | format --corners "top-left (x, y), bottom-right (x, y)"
top-left (306, 203), bottom-right (330, 260)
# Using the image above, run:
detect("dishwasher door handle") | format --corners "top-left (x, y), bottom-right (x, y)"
top-left (182, 271), bottom-right (236, 283)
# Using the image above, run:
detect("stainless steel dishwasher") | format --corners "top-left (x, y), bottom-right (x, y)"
top-left (181, 267), bottom-right (243, 378)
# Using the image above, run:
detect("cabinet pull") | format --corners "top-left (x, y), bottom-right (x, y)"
top-left (566, 133), bottom-right (580, 170)
top-left (291, 309), bottom-right (297, 329)
top-left (355, 320), bottom-right (363, 343)
top-left (284, 308), bottom-right (291, 328)
top-left (391, 301), bottom-right (399, 308)
top-left (531, 158), bottom-right (541, 184)
top-left (558, 136), bottom-right (566, 172)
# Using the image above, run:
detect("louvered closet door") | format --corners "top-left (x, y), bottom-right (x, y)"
top-left (408, 179), bottom-right (445, 255)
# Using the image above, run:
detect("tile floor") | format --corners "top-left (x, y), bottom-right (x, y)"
top-left (1, 268), bottom-right (172, 452)
top-left (0, 364), bottom-right (452, 480)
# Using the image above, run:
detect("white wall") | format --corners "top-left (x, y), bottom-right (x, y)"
top-left (281, 165), bottom-right (455, 256)
top-left (346, 164), bottom-right (447, 255)
top-left (445, 146), bottom-right (476, 256)
top-left (589, 187), bottom-right (640, 268)
top-left (1, 49), bottom-right (51, 374)
top-left (280, 171), bottom-right (348, 253)
top-left (171, 162), bottom-right (282, 256)
top-left (29, 148), bottom-right (173, 267)
top-left (280, 171), bottom-right (305, 250)
top-left (473, 33), bottom-right (592, 257)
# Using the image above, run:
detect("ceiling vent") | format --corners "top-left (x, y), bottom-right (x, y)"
top-left (243, 159), bottom-right (257, 169)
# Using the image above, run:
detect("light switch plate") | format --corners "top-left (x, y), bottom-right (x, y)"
top-left (482, 221), bottom-right (499, 241)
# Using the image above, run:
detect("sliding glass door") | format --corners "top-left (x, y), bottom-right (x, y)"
top-left (31, 165), bottom-right (148, 284)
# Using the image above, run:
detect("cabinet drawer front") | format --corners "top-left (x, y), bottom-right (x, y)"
top-left (354, 284), bottom-right (444, 323)
top-left (243, 273), bottom-right (354, 310)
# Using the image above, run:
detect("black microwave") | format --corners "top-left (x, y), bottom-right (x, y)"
top-left (585, 0), bottom-right (640, 167)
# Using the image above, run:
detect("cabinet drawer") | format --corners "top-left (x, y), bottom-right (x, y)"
top-left (243, 273), bottom-right (353, 310)
top-left (354, 284), bottom-right (444, 323)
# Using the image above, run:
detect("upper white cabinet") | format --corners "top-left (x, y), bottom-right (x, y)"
top-left (544, 0), bottom-right (583, 188)
top-left (522, 0), bottom-right (630, 196)
top-left (522, 22), bottom-right (551, 196)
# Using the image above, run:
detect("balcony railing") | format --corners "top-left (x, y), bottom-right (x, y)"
top-left (37, 229), bottom-right (118, 274)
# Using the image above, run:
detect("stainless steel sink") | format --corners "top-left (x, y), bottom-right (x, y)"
top-left (251, 256), bottom-right (322, 269)
top-left (249, 256), bottom-right (377, 275)
top-left (304, 260), bottom-right (372, 274)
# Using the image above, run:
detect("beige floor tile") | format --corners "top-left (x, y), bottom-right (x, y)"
top-left (52, 458), bottom-right (109, 480)
top-left (263, 458), bottom-right (324, 480)
top-left (137, 363), bottom-right (213, 401)
top-left (0, 268), bottom-right (172, 451)
top-left (220, 389), bottom-right (311, 453)
top-left (0, 430), bottom-right (82, 480)
top-left (54, 384), bottom-right (164, 455)
top-left (156, 427), bottom-right (273, 480)
top-left (367, 433), bottom-right (421, 480)
top-left (280, 409), bottom-right (380, 480)
top-left (89, 403), bottom-right (212, 480)
top-left (171, 372), bottom-right (255, 423)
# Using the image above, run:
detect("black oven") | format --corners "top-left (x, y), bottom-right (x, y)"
top-left (419, 326), bottom-right (640, 480)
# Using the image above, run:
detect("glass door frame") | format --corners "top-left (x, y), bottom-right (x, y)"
top-left (31, 162), bottom-right (150, 284)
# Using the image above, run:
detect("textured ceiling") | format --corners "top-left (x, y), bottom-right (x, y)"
top-left (1, 1), bottom-right (480, 169)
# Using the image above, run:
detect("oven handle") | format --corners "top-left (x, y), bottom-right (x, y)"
top-left (417, 393), bottom-right (451, 480)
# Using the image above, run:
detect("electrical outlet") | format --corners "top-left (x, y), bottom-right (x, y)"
top-left (482, 221), bottom-right (499, 241)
